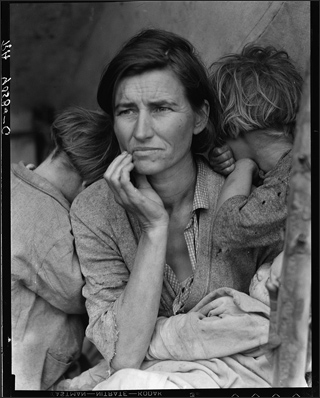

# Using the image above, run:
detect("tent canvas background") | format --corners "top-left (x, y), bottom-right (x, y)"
top-left (2, 1), bottom-right (317, 396)
top-left (8, 1), bottom-right (311, 165)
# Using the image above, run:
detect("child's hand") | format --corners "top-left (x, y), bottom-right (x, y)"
top-left (209, 145), bottom-right (235, 176)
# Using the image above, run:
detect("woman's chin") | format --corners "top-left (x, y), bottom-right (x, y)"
top-left (133, 160), bottom-right (162, 176)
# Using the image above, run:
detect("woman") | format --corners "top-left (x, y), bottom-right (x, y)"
top-left (70, 29), bottom-right (283, 387)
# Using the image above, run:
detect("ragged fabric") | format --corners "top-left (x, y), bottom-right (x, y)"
top-left (91, 286), bottom-right (307, 389)
top-left (58, 287), bottom-right (279, 390)
top-left (11, 162), bottom-right (86, 390)
top-left (146, 287), bottom-right (271, 362)
top-left (136, 287), bottom-right (274, 388)
top-left (93, 355), bottom-right (272, 390)
top-left (52, 360), bottom-right (110, 391)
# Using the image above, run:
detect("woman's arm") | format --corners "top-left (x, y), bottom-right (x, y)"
top-left (71, 193), bottom-right (168, 371)
top-left (103, 152), bottom-right (170, 370)
top-left (72, 152), bottom-right (170, 371)
top-left (113, 226), bottom-right (168, 370)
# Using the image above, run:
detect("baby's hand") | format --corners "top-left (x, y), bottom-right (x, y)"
top-left (200, 296), bottom-right (245, 317)
top-left (209, 145), bottom-right (235, 176)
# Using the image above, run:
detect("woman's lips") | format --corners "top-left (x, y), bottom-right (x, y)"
top-left (132, 147), bottom-right (162, 155)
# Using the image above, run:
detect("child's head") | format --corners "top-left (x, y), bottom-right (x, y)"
top-left (51, 107), bottom-right (117, 186)
top-left (210, 44), bottom-right (303, 146)
top-left (249, 251), bottom-right (284, 305)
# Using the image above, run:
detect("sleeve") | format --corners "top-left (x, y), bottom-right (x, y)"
top-left (17, 231), bottom-right (86, 315)
top-left (70, 207), bottom-right (130, 367)
top-left (212, 172), bottom-right (289, 249)
top-left (35, 236), bottom-right (86, 314)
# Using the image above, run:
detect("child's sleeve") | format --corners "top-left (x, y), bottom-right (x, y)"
top-left (212, 170), bottom-right (290, 249)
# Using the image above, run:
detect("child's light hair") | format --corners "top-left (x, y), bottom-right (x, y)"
top-left (210, 44), bottom-right (303, 144)
top-left (51, 107), bottom-right (119, 186)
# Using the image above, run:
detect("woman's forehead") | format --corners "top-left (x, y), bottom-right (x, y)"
top-left (115, 69), bottom-right (187, 103)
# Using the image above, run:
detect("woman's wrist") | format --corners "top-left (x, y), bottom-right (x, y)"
top-left (142, 222), bottom-right (169, 238)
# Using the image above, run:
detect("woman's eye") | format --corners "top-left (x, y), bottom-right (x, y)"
top-left (155, 107), bottom-right (170, 113)
top-left (118, 109), bottom-right (134, 116)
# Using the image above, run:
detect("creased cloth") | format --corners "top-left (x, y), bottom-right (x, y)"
top-left (146, 287), bottom-right (270, 361)
top-left (11, 162), bottom-right (86, 390)
top-left (52, 360), bottom-right (110, 391)
top-left (62, 288), bottom-right (280, 390)
top-left (134, 287), bottom-right (274, 389)
top-left (94, 286), bottom-right (309, 389)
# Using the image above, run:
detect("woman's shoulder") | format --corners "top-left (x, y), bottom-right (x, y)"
top-left (196, 155), bottom-right (225, 191)
top-left (196, 155), bottom-right (225, 177)
top-left (70, 178), bottom-right (139, 248)
top-left (71, 178), bottom-right (120, 218)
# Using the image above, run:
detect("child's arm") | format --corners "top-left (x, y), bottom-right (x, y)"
top-left (216, 158), bottom-right (259, 214)
top-left (212, 152), bottom-right (291, 249)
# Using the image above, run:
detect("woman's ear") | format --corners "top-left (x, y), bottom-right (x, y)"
top-left (193, 100), bottom-right (210, 135)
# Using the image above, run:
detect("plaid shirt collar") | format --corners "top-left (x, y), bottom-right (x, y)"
top-left (192, 157), bottom-right (210, 212)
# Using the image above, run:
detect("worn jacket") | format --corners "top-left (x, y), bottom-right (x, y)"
top-left (212, 150), bottom-right (292, 249)
top-left (70, 156), bottom-right (284, 368)
top-left (11, 162), bottom-right (86, 390)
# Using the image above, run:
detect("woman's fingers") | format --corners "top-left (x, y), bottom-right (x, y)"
top-left (104, 151), bottom-right (131, 181)
top-left (105, 153), bottom-right (133, 187)
top-left (103, 152), bottom-right (168, 228)
top-left (114, 163), bottom-right (138, 203)
top-left (103, 152), bottom-right (136, 204)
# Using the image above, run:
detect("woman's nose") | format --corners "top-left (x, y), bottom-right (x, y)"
top-left (133, 112), bottom-right (154, 140)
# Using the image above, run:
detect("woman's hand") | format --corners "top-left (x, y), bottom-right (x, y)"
top-left (104, 152), bottom-right (169, 230)
top-left (104, 151), bottom-right (169, 370)
top-left (209, 145), bottom-right (235, 176)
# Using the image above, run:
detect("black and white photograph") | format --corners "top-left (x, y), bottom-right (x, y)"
top-left (2, 1), bottom-right (317, 396)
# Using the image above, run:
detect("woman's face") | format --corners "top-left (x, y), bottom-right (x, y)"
top-left (113, 68), bottom-right (207, 176)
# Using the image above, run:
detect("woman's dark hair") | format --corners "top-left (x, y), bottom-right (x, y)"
top-left (51, 106), bottom-right (118, 186)
top-left (97, 28), bottom-right (220, 154)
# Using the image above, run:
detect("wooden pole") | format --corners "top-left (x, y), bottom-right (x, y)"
top-left (269, 62), bottom-right (311, 387)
